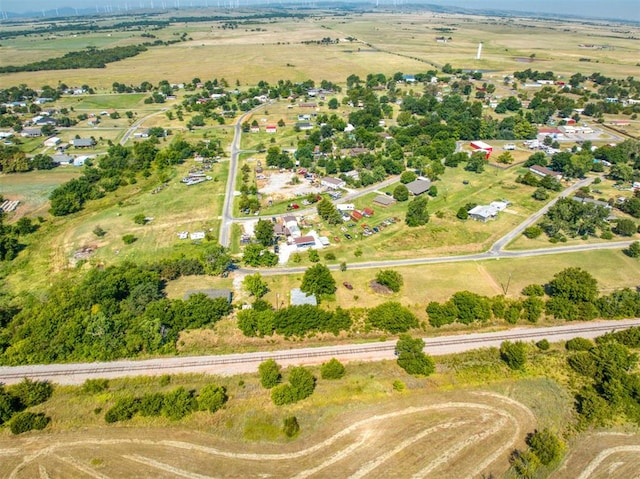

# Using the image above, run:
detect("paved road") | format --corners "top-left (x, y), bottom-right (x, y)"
top-left (219, 105), bottom-right (268, 246)
top-left (1, 319), bottom-right (637, 385)
top-left (490, 177), bottom-right (593, 253)
top-left (119, 109), bottom-right (167, 146)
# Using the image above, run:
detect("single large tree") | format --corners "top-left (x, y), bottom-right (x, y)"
top-left (395, 334), bottom-right (435, 376)
top-left (300, 264), bottom-right (336, 296)
top-left (405, 196), bottom-right (429, 227)
top-left (254, 219), bottom-right (275, 247)
top-left (547, 267), bottom-right (598, 303)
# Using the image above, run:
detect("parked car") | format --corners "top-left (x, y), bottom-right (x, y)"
top-left (343, 282), bottom-right (353, 290)
top-left (344, 233), bottom-right (352, 240)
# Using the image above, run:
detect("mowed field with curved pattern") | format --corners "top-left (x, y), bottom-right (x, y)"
top-left (554, 432), bottom-right (640, 479)
top-left (1, 391), bottom-right (535, 479)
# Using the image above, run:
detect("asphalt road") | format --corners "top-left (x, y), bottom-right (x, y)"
top-left (1, 319), bottom-right (637, 385)
top-left (219, 105), bottom-right (268, 246)
top-left (119, 109), bottom-right (167, 146)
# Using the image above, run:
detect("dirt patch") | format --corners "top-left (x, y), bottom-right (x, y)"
top-left (259, 172), bottom-right (323, 201)
top-left (369, 281), bottom-right (393, 295)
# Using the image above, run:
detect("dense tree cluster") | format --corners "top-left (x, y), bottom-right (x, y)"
top-left (271, 366), bottom-right (316, 406)
top-left (104, 383), bottom-right (227, 423)
top-left (570, 330), bottom-right (640, 426)
top-left (0, 45), bottom-right (150, 73)
top-left (0, 379), bottom-right (53, 434)
top-left (0, 262), bottom-right (232, 364)
top-left (237, 304), bottom-right (351, 338)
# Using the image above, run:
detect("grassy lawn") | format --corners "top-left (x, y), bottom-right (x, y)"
top-left (0, 168), bottom-right (83, 217)
top-left (283, 164), bottom-right (549, 265)
top-left (3, 160), bottom-right (229, 294)
top-left (253, 248), bottom-right (640, 317)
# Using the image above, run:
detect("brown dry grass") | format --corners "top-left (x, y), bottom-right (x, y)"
top-left (0, 386), bottom-right (536, 479)
top-left (555, 431), bottom-right (640, 479)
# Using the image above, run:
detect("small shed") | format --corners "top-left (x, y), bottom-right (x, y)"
top-left (373, 195), bottom-right (396, 207)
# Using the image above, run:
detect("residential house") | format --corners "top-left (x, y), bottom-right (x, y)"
top-left (294, 235), bottom-right (316, 249)
top-left (283, 216), bottom-right (301, 238)
top-left (51, 154), bottom-right (73, 165)
top-left (43, 137), bottom-right (61, 147)
top-left (265, 125), bottom-right (277, 133)
top-left (572, 197), bottom-right (611, 209)
top-left (529, 165), bottom-right (563, 180)
top-left (321, 177), bottom-right (346, 189)
top-left (21, 128), bottom-right (42, 138)
top-left (468, 205), bottom-right (499, 222)
top-left (295, 122), bottom-right (313, 131)
top-left (405, 178), bottom-right (432, 196)
top-left (72, 138), bottom-right (95, 148)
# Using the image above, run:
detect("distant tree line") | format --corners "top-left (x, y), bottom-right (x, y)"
top-left (0, 45), bottom-right (150, 73)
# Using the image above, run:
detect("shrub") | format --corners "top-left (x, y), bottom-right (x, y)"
top-left (366, 302), bottom-right (418, 333)
top-left (259, 359), bottom-right (282, 389)
top-left (500, 341), bottom-right (527, 370)
top-left (536, 339), bottom-right (550, 350)
top-left (392, 380), bottom-right (406, 391)
top-left (289, 366), bottom-right (316, 400)
top-left (320, 358), bottom-right (346, 379)
top-left (122, 234), bottom-right (137, 244)
top-left (565, 337), bottom-right (593, 351)
top-left (9, 378), bottom-right (53, 407)
top-left (324, 252), bottom-right (336, 261)
top-left (375, 269), bottom-right (403, 292)
top-left (456, 207), bottom-right (468, 220)
top-left (522, 284), bottom-right (544, 297)
top-left (82, 378), bottom-right (109, 394)
top-left (393, 184), bottom-right (409, 202)
top-left (523, 226), bottom-right (543, 239)
top-left (105, 397), bottom-right (139, 423)
top-left (9, 412), bottom-right (50, 435)
top-left (198, 384), bottom-right (227, 413)
top-left (271, 384), bottom-right (296, 406)
top-left (161, 387), bottom-right (196, 420)
top-left (138, 393), bottom-right (165, 417)
top-left (527, 428), bottom-right (565, 465)
top-left (133, 213), bottom-right (147, 225)
top-left (282, 416), bottom-right (300, 438)
top-left (567, 351), bottom-right (597, 376)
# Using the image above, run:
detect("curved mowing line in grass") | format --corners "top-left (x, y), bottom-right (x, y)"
top-left (575, 446), bottom-right (640, 479)
top-left (6, 398), bottom-right (531, 479)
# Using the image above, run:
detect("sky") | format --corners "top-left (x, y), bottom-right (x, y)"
top-left (0, 0), bottom-right (638, 22)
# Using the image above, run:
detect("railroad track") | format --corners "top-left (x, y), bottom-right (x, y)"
top-left (1, 320), bottom-right (637, 384)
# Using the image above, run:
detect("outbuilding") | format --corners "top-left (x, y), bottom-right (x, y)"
top-left (470, 141), bottom-right (493, 159)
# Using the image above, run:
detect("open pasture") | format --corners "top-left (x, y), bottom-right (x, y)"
top-left (0, 387), bottom-right (535, 479)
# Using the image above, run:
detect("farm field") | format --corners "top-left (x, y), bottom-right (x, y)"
top-left (1, 11), bottom-right (639, 89)
top-left (0, 361), bottom-right (561, 479)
